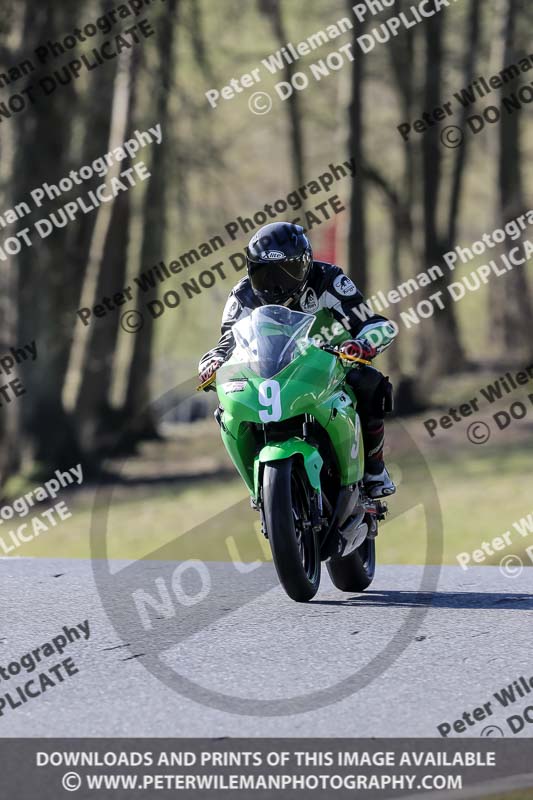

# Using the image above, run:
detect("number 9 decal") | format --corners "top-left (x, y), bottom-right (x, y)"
top-left (258, 379), bottom-right (282, 422)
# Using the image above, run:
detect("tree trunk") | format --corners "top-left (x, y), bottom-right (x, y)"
top-left (0, 119), bottom-right (19, 483)
top-left (13, 1), bottom-right (83, 471)
top-left (0, 3), bottom-right (22, 482)
top-left (74, 49), bottom-right (141, 457)
top-left (416, 12), bottom-right (465, 379)
top-left (447, 0), bottom-right (481, 248)
top-left (123, 0), bottom-right (179, 443)
top-left (385, 17), bottom-right (422, 412)
top-left (346, 15), bottom-right (367, 293)
top-left (494, 0), bottom-right (533, 355)
top-left (60, 4), bottom-right (120, 446)
top-left (258, 0), bottom-right (305, 187)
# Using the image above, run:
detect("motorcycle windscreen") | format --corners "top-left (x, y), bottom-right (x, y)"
top-left (232, 304), bottom-right (315, 379)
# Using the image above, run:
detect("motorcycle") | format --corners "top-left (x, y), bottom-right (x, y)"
top-left (198, 304), bottom-right (388, 602)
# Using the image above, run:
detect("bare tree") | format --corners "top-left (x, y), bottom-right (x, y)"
top-left (13, 1), bottom-right (83, 470)
top-left (489, 0), bottom-right (533, 356)
top-left (123, 0), bottom-right (179, 443)
top-left (416, 11), bottom-right (466, 379)
top-left (346, 14), bottom-right (367, 293)
top-left (258, 0), bottom-right (305, 186)
top-left (447, 0), bottom-right (482, 247)
top-left (73, 49), bottom-right (141, 459)
top-left (0, 1), bottom-right (22, 482)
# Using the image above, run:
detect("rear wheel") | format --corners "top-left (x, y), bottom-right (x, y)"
top-left (262, 459), bottom-right (321, 602)
top-left (326, 533), bottom-right (376, 592)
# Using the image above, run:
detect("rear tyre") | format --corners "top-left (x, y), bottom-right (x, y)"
top-left (263, 459), bottom-right (321, 602)
top-left (326, 534), bottom-right (376, 592)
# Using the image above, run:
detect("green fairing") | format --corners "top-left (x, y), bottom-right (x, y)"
top-left (217, 330), bottom-right (365, 501)
top-left (254, 439), bottom-right (324, 496)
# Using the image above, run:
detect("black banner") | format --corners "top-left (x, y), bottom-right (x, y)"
top-left (1, 739), bottom-right (532, 799)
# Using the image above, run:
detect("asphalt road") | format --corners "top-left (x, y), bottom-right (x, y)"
top-left (1, 559), bottom-right (532, 737)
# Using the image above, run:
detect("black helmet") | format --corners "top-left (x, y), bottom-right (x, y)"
top-left (246, 222), bottom-right (313, 305)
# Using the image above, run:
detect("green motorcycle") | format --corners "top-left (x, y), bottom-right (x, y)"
top-left (200, 304), bottom-right (387, 602)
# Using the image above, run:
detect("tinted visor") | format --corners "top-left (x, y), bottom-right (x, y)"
top-left (248, 258), bottom-right (308, 301)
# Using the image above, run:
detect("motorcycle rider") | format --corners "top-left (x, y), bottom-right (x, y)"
top-left (198, 222), bottom-right (397, 498)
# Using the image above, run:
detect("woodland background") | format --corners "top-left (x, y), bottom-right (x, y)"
top-left (0, 0), bottom-right (531, 565)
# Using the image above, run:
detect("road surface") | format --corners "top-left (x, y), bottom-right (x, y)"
top-left (1, 559), bottom-right (532, 737)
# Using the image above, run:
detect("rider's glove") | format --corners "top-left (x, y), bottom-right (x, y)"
top-left (198, 356), bottom-right (223, 384)
top-left (339, 339), bottom-right (377, 361)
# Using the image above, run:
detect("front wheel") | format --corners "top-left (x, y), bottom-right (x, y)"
top-left (326, 535), bottom-right (376, 592)
top-left (262, 459), bottom-right (321, 602)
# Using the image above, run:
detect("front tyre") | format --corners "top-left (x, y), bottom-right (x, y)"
top-left (326, 535), bottom-right (376, 592)
top-left (262, 459), bottom-right (320, 602)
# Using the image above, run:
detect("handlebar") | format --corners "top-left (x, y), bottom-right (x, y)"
top-left (319, 344), bottom-right (372, 366)
top-left (196, 373), bottom-right (217, 392)
top-left (195, 346), bottom-right (371, 391)
top-left (334, 352), bottom-right (372, 366)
